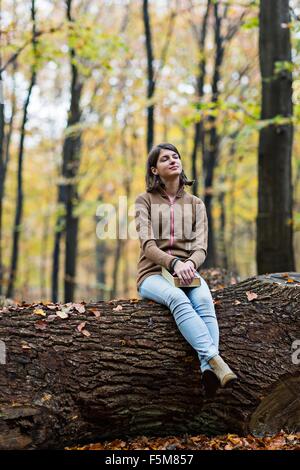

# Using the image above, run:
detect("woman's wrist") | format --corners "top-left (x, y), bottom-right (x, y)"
top-left (170, 257), bottom-right (181, 273)
top-left (186, 259), bottom-right (196, 270)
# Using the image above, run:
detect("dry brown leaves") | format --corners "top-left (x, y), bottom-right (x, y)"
top-left (66, 431), bottom-right (300, 451)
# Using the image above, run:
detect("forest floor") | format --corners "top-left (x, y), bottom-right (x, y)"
top-left (66, 431), bottom-right (300, 450)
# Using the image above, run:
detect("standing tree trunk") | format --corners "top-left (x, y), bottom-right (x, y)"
top-left (51, 214), bottom-right (64, 303)
top-left (202, 2), bottom-right (227, 270)
top-left (63, 0), bottom-right (82, 303)
top-left (51, 0), bottom-right (83, 303)
top-left (0, 73), bottom-right (5, 296)
top-left (39, 208), bottom-right (50, 300)
top-left (6, 0), bottom-right (37, 299)
top-left (142, 0), bottom-right (155, 152)
top-left (95, 194), bottom-right (108, 301)
top-left (0, 273), bottom-right (298, 449)
top-left (118, 125), bottom-right (138, 298)
top-left (201, 5), bottom-right (246, 270)
top-left (0, 0), bottom-right (18, 297)
top-left (0, 61), bottom-right (17, 296)
top-left (0, 2), bottom-right (5, 295)
top-left (190, 0), bottom-right (211, 198)
top-left (111, 238), bottom-right (123, 300)
top-left (224, 131), bottom-right (239, 273)
top-left (142, 1), bottom-right (177, 152)
top-left (218, 173), bottom-right (228, 270)
top-left (257, 0), bottom-right (295, 274)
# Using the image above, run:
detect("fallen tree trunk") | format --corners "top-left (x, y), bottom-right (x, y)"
top-left (0, 273), bottom-right (299, 449)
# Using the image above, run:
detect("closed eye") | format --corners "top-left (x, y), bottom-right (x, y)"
top-left (161, 154), bottom-right (179, 161)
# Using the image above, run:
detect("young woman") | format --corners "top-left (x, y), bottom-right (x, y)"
top-left (135, 142), bottom-right (237, 397)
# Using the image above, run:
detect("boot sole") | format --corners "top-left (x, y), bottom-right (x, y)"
top-left (222, 374), bottom-right (238, 388)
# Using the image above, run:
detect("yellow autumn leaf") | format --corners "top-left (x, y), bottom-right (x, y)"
top-left (33, 308), bottom-right (46, 316)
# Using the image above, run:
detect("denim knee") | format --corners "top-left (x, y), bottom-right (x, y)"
top-left (192, 294), bottom-right (215, 312)
top-left (165, 289), bottom-right (188, 309)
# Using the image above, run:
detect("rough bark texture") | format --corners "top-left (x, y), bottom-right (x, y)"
top-left (202, 1), bottom-right (225, 270)
top-left (257, 0), bottom-right (295, 273)
top-left (142, 0), bottom-right (155, 152)
top-left (0, 273), bottom-right (299, 449)
top-left (191, 0), bottom-right (211, 199)
top-left (6, 0), bottom-right (37, 299)
top-left (52, 0), bottom-right (83, 304)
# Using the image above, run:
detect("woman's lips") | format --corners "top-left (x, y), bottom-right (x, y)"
top-left (169, 166), bottom-right (179, 170)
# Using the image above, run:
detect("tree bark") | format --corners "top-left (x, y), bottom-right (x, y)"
top-left (142, 0), bottom-right (155, 152)
top-left (202, 2), bottom-right (225, 270)
top-left (257, 0), bottom-right (295, 274)
top-left (190, 0), bottom-right (211, 199)
top-left (6, 0), bottom-right (37, 299)
top-left (51, 0), bottom-right (83, 303)
top-left (142, 0), bottom-right (176, 152)
top-left (0, 74), bottom-right (5, 296)
top-left (95, 194), bottom-right (108, 301)
top-left (0, 273), bottom-right (299, 449)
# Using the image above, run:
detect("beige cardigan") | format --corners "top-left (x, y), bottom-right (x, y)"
top-left (134, 183), bottom-right (208, 290)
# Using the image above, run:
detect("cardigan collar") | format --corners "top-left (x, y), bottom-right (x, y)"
top-left (156, 181), bottom-right (186, 200)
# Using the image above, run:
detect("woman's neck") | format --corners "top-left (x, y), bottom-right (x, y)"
top-left (161, 178), bottom-right (180, 197)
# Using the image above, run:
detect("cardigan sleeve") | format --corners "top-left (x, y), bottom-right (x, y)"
top-left (186, 198), bottom-right (208, 270)
top-left (135, 194), bottom-right (176, 270)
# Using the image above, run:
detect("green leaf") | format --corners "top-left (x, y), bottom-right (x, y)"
top-left (241, 17), bottom-right (259, 30)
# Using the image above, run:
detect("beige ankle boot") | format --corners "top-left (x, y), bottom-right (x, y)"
top-left (208, 355), bottom-right (237, 387)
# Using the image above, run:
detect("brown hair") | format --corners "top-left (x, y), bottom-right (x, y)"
top-left (145, 142), bottom-right (195, 192)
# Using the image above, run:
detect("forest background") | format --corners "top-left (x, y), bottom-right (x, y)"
top-left (0, 0), bottom-right (299, 303)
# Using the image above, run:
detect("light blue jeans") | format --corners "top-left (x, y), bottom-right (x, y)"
top-left (138, 274), bottom-right (219, 373)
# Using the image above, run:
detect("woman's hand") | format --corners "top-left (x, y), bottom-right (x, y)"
top-left (173, 260), bottom-right (196, 286)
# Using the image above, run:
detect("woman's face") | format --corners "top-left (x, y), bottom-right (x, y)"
top-left (151, 149), bottom-right (182, 180)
